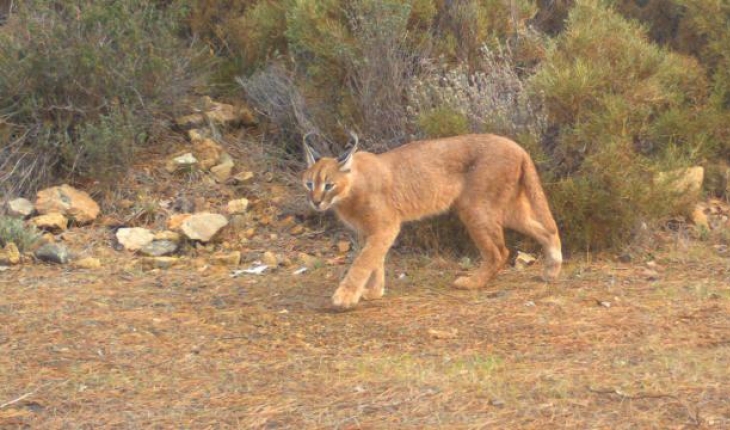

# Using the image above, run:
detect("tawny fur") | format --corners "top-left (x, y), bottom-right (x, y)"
top-left (302, 133), bottom-right (562, 309)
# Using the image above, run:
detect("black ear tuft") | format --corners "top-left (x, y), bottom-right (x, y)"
top-left (303, 131), bottom-right (321, 167)
top-left (337, 131), bottom-right (359, 171)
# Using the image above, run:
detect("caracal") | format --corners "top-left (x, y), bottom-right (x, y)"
top-left (302, 132), bottom-right (562, 309)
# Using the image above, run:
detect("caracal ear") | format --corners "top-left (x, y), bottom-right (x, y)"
top-left (302, 132), bottom-right (321, 168)
top-left (337, 131), bottom-right (359, 172)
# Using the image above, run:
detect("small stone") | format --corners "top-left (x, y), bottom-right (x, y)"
top-left (73, 257), bottom-right (101, 269)
top-left (153, 231), bottom-right (181, 242)
top-left (211, 153), bottom-right (234, 183)
top-left (262, 251), bottom-right (279, 267)
top-left (514, 251), bottom-right (537, 270)
top-left (227, 198), bottom-right (249, 215)
top-left (139, 240), bottom-right (178, 257)
top-left (298, 252), bottom-right (318, 267)
top-left (180, 213), bottom-right (228, 242)
top-left (35, 243), bottom-right (71, 264)
top-left (116, 227), bottom-right (155, 252)
top-left (175, 112), bottom-right (205, 129)
top-left (30, 213), bottom-right (69, 232)
top-left (193, 138), bottom-right (224, 170)
top-left (167, 214), bottom-right (192, 231)
top-left (691, 205), bottom-right (709, 229)
top-left (231, 171), bottom-right (254, 184)
top-left (188, 128), bottom-right (207, 142)
top-left (7, 198), bottom-right (34, 218)
top-left (35, 184), bottom-right (100, 224)
top-left (244, 228), bottom-right (256, 239)
top-left (138, 256), bottom-right (180, 270)
top-left (210, 251), bottom-right (241, 267)
top-left (167, 152), bottom-right (198, 173)
top-left (290, 224), bottom-right (305, 235)
top-left (337, 240), bottom-right (351, 253)
top-left (0, 243), bottom-right (21, 265)
top-left (618, 253), bottom-right (632, 263)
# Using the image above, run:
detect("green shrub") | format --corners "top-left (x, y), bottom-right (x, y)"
top-left (417, 108), bottom-right (470, 138)
top-left (0, 216), bottom-right (41, 252)
top-left (527, 0), bottom-right (713, 249)
top-left (0, 0), bottom-right (210, 195)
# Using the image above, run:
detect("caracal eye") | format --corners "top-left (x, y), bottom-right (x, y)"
top-left (305, 181), bottom-right (314, 190)
top-left (324, 183), bottom-right (335, 191)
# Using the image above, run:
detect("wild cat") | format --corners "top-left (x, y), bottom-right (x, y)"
top-left (302, 132), bottom-right (562, 309)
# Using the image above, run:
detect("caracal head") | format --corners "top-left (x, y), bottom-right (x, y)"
top-left (301, 131), bottom-right (358, 212)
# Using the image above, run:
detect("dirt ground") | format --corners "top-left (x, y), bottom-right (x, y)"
top-left (1, 236), bottom-right (729, 429)
top-left (2, 135), bottom-right (729, 429)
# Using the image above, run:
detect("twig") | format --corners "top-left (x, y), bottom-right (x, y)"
top-left (0, 391), bottom-right (34, 409)
top-left (0, 380), bottom-right (63, 409)
top-left (588, 386), bottom-right (678, 400)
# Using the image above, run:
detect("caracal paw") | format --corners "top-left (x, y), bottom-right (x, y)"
top-left (361, 285), bottom-right (385, 301)
top-left (332, 286), bottom-right (361, 309)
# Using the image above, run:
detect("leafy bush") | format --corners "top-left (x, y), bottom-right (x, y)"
top-left (0, 0), bottom-right (210, 195)
top-left (528, 0), bottom-right (712, 249)
top-left (0, 216), bottom-right (41, 252)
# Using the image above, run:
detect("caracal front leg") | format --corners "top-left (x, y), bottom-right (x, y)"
top-left (332, 228), bottom-right (399, 309)
top-left (361, 266), bottom-right (385, 301)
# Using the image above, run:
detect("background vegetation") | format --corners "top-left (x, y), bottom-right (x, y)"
top-left (2, 0), bottom-right (729, 251)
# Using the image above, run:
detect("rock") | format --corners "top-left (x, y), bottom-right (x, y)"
top-left (180, 213), bottom-right (228, 242)
top-left (231, 171), bottom-right (254, 185)
top-left (116, 227), bottom-right (155, 251)
top-left (211, 153), bottom-right (234, 183)
top-left (167, 214), bottom-right (192, 231)
top-left (337, 240), bottom-right (351, 253)
top-left (290, 224), bottom-right (305, 235)
top-left (138, 256), bottom-right (180, 270)
top-left (691, 205), bottom-right (709, 229)
top-left (0, 243), bottom-right (21, 265)
top-left (7, 198), bottom-right (34, 218)
top-left (655, 167), bottom-right (704, 197)
top-left (262, 251), bottom-right (279, 267)
top-left (35, 184), bottom-right (100, 224)
top-left (166, 153), bottom-right (198, 173)
top-left (30, 213), bottom-right (69, 232)
top-left (229, 215), bottom-right (248, 231)
top-left (227, 198), bottom-right (249, 215)
top-left (514, 251), bottom-right (537, 270)
top-left (175, 113), bottom-right (206, 130)
top-left (188, 128), bottom-right (208, 142)
top-left (297, 252), bottom-right (319, 267)
top-left (193, 138), bottom-right (224, 170)
top-left (73, 257), bottom-right (101, 269)
top-left (154, 230), bottom-right (182, 242)
top-left (140, 240), bottom-right (178, 257)
top-left (35, 243), bottom-right (71, 264)
top-left (205, 101), bottom-right (257, 127)
top-left (210, 251), bottom-right (241, 267)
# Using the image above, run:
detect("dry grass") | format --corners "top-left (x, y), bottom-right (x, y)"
top-left (1, 239), bottom-right (729, 429)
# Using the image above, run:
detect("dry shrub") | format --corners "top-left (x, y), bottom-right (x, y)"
top-left (408, 45), bottom-right (547, 149)
top-left (0, 0), bottom-right (210, 196)
top-left (529, 0), bottom-right (711, 249)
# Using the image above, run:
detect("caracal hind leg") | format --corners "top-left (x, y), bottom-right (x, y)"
top-left (454, 209), bottom-right (509, 290)
top-left (332, 228), bottom-right (399, 308)
top-left (506, 197), bottom-right (562, 281)
top-left (361, 266), bottom-right (385, 301)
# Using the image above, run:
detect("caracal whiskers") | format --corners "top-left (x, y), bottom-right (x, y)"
top-left (302, 132), bottom-right (562, 309)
